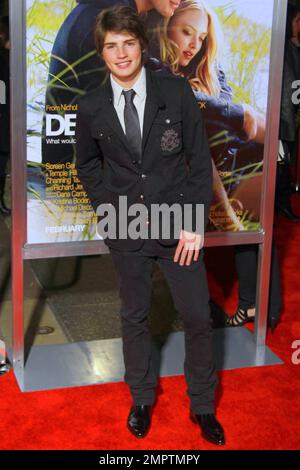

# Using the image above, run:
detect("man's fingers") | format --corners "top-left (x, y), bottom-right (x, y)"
top-left (179, 241), bottom-right (195, 265)
top-left (185, 248), bottom-right (194, 266)
top-left (173, 239), bottom-right (184, 262)
top-left (193, 248), bottom-right (200, 262)
top-left (174, 234), bottom-right (203, 265)
top-left (179, 247), bottom-right (189, 266)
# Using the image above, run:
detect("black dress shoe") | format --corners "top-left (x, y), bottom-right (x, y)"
top-left (190, 412), bottom-right (225, 446)
top-left (127, 405), bottom-right (151, 438)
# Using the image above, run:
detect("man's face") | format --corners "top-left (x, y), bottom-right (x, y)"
top-left (102, 31), bottom-right (143, 86)
top-left (150, 0), bottom-right (181, 18)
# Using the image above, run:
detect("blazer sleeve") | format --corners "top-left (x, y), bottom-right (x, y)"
top-left (182, 79), bottom-right (213, 231)
top-left (75, 101), bottom-right (107, 213)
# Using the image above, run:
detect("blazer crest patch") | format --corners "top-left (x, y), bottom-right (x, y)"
top-left (161, 128), bottom-right (180, 152)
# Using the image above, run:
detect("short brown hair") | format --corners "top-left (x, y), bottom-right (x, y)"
top-left (94, 5), bottom-right (148, 55)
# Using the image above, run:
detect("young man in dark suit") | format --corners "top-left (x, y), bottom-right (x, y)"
top-left (75, 5), bottom-right (225, 446)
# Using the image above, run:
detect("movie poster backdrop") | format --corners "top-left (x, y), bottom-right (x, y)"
top-left (26, 0), bottom-right (274, 243)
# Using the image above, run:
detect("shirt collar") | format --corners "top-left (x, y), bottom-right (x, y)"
top-left (110, 66), bottom-right (146, 106)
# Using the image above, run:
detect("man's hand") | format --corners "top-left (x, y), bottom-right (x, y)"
top-left (242, 104), bottom-right (258, 141)
top-left (243, 104), bottom-right (266, 144)
top-left (173, 230), bottom-right (204, 266)
top-left (254, 112), bottom-right (266, 144)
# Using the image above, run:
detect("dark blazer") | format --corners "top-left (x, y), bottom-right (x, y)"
top-left (75, 67), bottom-right (212, 251)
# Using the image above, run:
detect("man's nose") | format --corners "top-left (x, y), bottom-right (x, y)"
top-left (117, 46), bottom-right (127, 57)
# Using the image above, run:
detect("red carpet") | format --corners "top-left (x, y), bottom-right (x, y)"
top-left (0, 200), bottom-right (300, 450)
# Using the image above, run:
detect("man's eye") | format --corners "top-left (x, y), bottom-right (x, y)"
top-left (127, 42), bottom-right (135, 46)
top-left (183, 29), bottom-right (191, 36)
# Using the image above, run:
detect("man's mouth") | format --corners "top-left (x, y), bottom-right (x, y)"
top-left (116, 61), bottom-right (131, 69)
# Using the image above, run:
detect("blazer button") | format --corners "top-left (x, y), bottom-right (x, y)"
top-left (165, 119), bottom-right (170, 124)
top-left (140, 195), bottom-right (144, 200)
top-left (141, 174), bottom-right (147, 179)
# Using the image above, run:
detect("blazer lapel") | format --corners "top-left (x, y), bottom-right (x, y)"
top-left (142, 68), bottom-right (166, 153)
top-left (99, 77), bottom-right (135, 157)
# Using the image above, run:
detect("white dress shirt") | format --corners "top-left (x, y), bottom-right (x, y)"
top-left (110, 67), bottom-right (147, 137)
